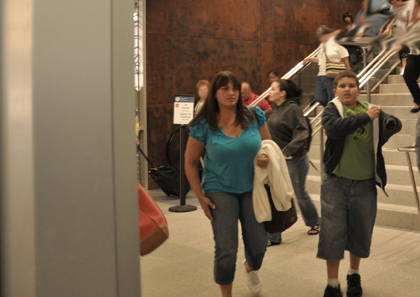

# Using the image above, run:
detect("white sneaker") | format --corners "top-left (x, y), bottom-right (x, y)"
top-left (243, 259), bottom-right (262, 295)
top-left (400, 68), bottom-right (405, 75)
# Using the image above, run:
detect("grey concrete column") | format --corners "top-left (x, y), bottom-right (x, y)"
top-left (0, 0), bottom-right (141, 296)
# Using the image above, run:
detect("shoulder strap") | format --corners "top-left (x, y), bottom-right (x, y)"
top-left (137, 145), bottom-right (155, 167)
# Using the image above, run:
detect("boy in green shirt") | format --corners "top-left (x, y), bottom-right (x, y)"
top-left (318, 71), bottom-right (402, 297)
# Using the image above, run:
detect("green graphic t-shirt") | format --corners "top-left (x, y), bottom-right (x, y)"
top-left (333, 102), bottom-right (375, 180)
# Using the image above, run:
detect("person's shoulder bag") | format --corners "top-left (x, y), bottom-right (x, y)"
top-left (324, 44), bottom-right (347, 78)
top-left (138, 183), bottom-right (169, 256)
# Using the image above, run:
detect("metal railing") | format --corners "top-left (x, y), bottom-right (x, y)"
top-left (398, 146), bottom-right (420, 217)
top-left (249, 47), bottom-right (321, 108)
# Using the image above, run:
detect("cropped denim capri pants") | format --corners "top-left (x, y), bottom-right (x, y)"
top-left (206, 191), bottom-right (267, 285)
top-left (317, 175), bottom-right (377, 261)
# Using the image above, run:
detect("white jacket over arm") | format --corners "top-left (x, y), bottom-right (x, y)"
top-left (253, 140), bottom-right (294, 223)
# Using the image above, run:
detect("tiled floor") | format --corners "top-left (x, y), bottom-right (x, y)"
top-left (141, 189), bottom-right (420, 297)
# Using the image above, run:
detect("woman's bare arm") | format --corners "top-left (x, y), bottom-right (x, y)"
top-left (343, 56), bottom-right (351, 71)
top-left (184, 136), bottom-right (215, 221)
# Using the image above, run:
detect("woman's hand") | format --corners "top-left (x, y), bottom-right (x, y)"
top-left (256, 154), bottom-right (269, 168)
top-left (198, 195), bottom-right (216, 221)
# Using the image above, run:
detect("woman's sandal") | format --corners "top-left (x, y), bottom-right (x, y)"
top-left (308, 223), bottom-right (320, 235)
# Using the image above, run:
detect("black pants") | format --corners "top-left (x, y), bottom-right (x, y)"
top-left (403, 55), bottom-right (420, 105)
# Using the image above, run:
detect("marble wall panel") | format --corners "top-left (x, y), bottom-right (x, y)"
top-left (165, 103), bottom-right (177, 141)
top-left (165, 0), bottom-right (260, 41)
top-left (147, 104), bottom-right (168, 168)
top-left (272, 43), bottom-right (314, 77)
top-left (165, 36), bottom-right (263, 100)
top-left (261, 0), bottom-right (274, 43)
top-left (261, 42), bottom-right (274, 90)
top-left (146, 0), bottom-right (166, 35)
top-left (273, 0), bottom-right (333, 46)
top-left (272, 0), bottom-right (364, 46)
top-left (146, 34), bottom-right (166, 105)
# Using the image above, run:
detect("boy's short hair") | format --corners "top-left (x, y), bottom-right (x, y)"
top-left (334, 71), bottom-right (360, 88)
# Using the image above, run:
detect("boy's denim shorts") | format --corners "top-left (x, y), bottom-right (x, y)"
top-left (317, 174), bottom-right (377, 261)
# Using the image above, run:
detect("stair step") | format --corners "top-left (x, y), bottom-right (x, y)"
top-left (399, 119), bottom-right (418, 134)
top-left (381, 106), bottom-right (420, 119)
top-left (380, 83), bottom-right (420, 94)
top-left (388, 74), bottom-right (420, 84)
top-left (359, 93), bottom-right (414, 106)
top-left (383, 133), bottom-right (415, 149)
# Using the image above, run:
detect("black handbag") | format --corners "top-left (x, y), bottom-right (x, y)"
top-left (138, 145), bottom-right (190, 197)
top-left (264, 185), bottom-right (297, 233)
top-left (149, 165), bottom-right (189, 197)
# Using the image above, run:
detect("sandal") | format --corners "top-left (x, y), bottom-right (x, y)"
top-left (308, 223), bottom-right (320, 235)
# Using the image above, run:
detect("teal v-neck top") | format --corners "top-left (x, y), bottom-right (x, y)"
top-left (189, 107), bottom-right (266, 194)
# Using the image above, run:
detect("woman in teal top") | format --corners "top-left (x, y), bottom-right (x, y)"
top-left (185, 71), bottom-right (271, 297)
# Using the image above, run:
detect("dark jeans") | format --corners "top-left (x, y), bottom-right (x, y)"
top-left (206, 191), bottom-right (267, 285)
top-left (286, 155), bottom-right (319, 227)
top-left (314, 75), bottom-right (335, 107)
top-left (317, 175), bottom-right (377, 260)
top-left (403, 55), bottom-right (420, 105)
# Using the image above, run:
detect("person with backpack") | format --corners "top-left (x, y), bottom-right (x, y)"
top-left (265, 79), bottom-right (320, 246)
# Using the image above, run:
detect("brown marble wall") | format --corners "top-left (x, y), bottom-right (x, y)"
top-left (146, 0), bottom-right (363, 188)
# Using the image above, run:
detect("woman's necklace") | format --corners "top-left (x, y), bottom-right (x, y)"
top-left (219, 116), bottom-right (242, 137)
top-left (224, 123), bottom-right (241, 137)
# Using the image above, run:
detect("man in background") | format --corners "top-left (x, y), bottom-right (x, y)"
top-left (241, 82), bottom-right (272, 113)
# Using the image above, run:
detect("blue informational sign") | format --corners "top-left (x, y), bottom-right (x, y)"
top-left (173, 94), bottom-right (195, 125)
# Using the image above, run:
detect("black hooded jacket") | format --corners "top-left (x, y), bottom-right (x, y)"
top-left (322, 98), bottom-right (402, 191)
top-left (266, 98), bottom-right (310, 157)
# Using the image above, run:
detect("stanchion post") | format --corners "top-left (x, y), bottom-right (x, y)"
top-left (169, 124), bottom-right (197, 212)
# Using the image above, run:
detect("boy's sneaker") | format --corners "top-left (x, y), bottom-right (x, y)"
top-left (242, 260), bottom-right (262, 295)
top-left (347, 274), bottom-right (363, 297)
top-left (323, 285), bottom-right (343, 297)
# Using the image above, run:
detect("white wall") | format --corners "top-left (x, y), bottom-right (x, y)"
top-left (0, 0), bottom-right (141, 296)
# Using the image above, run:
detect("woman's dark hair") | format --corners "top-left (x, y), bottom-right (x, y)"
top-left (267, 70), bottom-right (279, 77)
top-left (342, 12), bottom-right (353, 23)
top-left (275, 79), bottom-right (303, 101)
top-left (190, 71), bottom-right (254, 131)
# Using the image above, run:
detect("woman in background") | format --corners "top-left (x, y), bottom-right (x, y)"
top-left (194, 80), bottom-right (210, 115)
top-left (266, 79), bottom-right (320, 246)
top-left (343, 12), bottom-right (354, 25)
top-left (267, 70), bottom-right (280, 84)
